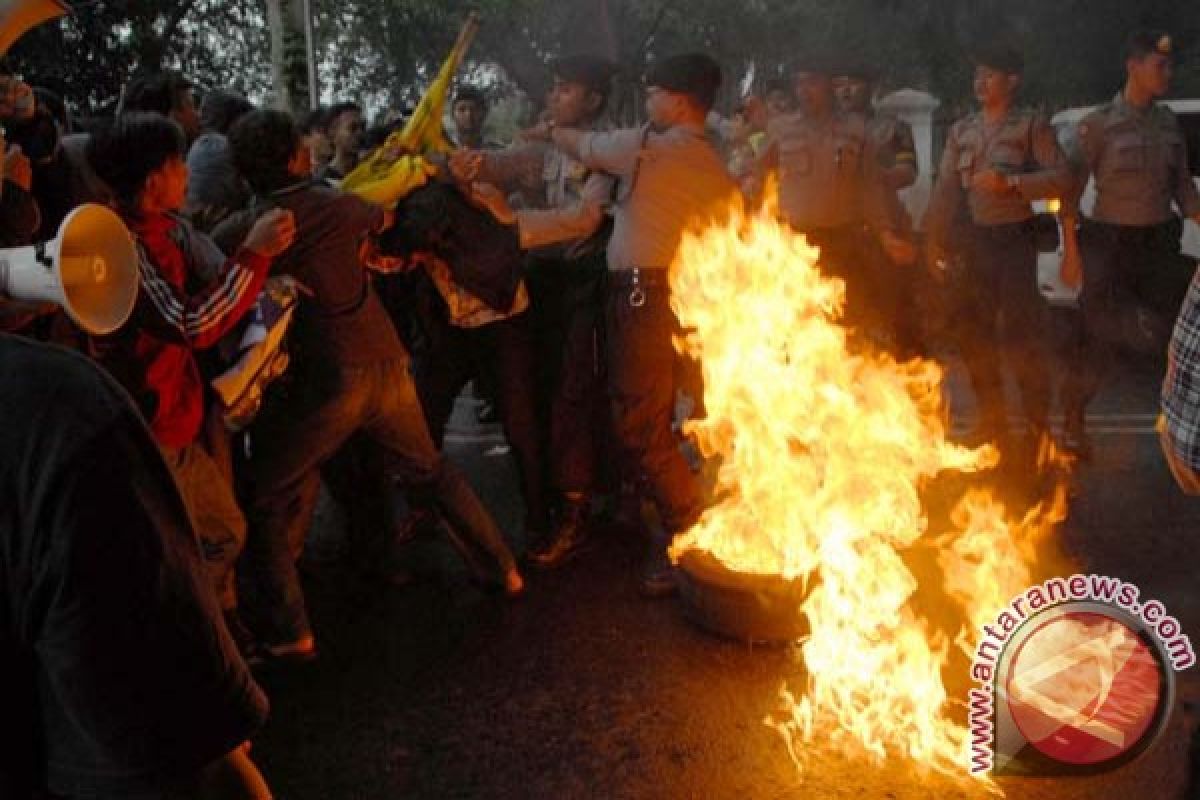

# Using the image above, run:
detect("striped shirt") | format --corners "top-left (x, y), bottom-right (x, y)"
top-left (96, 212), bottom-right (270, 448)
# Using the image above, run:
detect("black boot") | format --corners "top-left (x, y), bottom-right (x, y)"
top-left (639, 544), bottom-right (678, 598)
top-left (529, 495), bottom-right (591, 569)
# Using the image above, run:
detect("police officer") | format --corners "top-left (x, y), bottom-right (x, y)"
top-left (833, 56), bottom-right (923, 355)
top-left (1060, 30), bottom-right (1200, 458)
top-left (536, 53), bottom-right (737, 596)
top-left (925, 43), bottom-right (1073, 446)
top-left (756, 54), bottom-right (896, 340)
top-left (451, 55), bottom-right (619, 568)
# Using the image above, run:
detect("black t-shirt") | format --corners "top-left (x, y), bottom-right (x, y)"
top-left (269, 183), bottom-right (406, 366)
top-left (0, 334), bottom-right (268, 799)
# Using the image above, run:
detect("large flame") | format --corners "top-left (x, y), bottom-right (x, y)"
top-left (667, 196), bottom-right (1068, 785)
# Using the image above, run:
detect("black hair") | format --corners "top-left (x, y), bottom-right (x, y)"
top-left (324, 101), bottom-right (362, 133)
top-left (32, 87), bottom-right (68, 132)
top-left (200, 90), bottom-right (254, 135)
top-left (229, 109), bottom-right (302, 195)
top-left (300, 106), bottom-right (328, 135)
top-left (86, 112), bottom-right (186, 209)
top-left (119, 71), bottom-right (194, 116)
top-left (971, 42), bottom-right (1025, 76)
top-left (452, 86), bottom-right (488, 109)
top-left (1125, 29), bottom-right (1173, 62)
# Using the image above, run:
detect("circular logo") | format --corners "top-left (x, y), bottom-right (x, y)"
top-left (1003, 604), bottom-right (1172, 769)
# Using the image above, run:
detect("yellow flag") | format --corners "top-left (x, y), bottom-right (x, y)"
top-left (343, 12), bottom-right (480, 205)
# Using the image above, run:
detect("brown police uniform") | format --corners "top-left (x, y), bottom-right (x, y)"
top-left (575, 121), bottom-right (737, 534)
top-left (760, 108), bottom-right (897, 337)
top-left (1063, 91), bottom-right (1200, 432)
top-left (926, 107), bottom-right (1073, 436)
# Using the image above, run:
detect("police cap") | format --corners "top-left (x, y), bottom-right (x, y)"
top-left (971, 42), bottom-right (1024, 76)
top-left (645, 53), bottom-right (722, 111)
top-left (1125, 29), bottom-right (1174, 61)
top-left (552, 54), bottom-right (619, 97)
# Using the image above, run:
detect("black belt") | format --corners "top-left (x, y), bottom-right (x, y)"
top-left (1081, 217), bottom-right (1181, 249)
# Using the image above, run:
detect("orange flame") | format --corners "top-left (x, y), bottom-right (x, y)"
top-left (667, 195), bottom-right (1069, 788)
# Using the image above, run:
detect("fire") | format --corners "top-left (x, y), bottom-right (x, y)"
top-left (666, 197), bottom-right (1069, 787)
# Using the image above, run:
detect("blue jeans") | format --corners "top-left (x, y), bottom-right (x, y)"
top-left (242, 357), bottom-right (514, 645)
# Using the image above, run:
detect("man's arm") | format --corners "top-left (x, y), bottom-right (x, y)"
top-left (922, 121), bottom-right (963, 255)
top-left (474, 142), bottom-right (549, 194)
top-left (552, 126), bottom-right (644, 177)
top-left (1008, 114), bottom-right (1073, 203)
top-left (1058, 114), bottom-right (1103, 288)
top-left (515, 170), bottom-right (613, 250)
top-left (134, 210), bottom-right (294, 349)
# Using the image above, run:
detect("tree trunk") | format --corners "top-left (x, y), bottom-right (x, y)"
top-left (266, 0), bottom-right (290, 110)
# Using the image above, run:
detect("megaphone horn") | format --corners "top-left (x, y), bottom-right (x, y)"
top-left (0, 0), bottom-right (69, 56)
top-left (0, 203), bottom-right (139, 335)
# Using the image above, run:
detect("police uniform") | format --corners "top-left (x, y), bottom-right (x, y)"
top-left (926, 105), bottom-right (1073, 438)
top-left (570, 119), bottom-right (735, 539)
top-left (1063, 79), bottom-right (1200, 442)
top-left (760, 106), bottom-right (896, 338)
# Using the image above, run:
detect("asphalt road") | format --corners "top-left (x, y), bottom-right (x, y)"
top-left (250, 342), bottom-right (1200, 799)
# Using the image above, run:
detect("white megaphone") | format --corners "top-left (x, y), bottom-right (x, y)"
top-left (0, 203), bottom-right (138, 335)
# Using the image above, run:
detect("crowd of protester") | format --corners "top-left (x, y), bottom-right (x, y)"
top-left (3, 25), bottom-right (1200, 798)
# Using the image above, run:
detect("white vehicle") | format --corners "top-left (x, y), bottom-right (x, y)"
top-left (1036, 99), bottom-right (1200, 310)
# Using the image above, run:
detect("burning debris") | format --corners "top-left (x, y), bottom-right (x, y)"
top-left (666, 196), bottom-right (1069, 787)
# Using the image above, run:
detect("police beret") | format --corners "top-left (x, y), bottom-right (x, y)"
top-left (1125, 29), bottom-right (1174, 60)
top-left (552, 55), bottom-right (619, 95)
top-left (645, 53), bottom-right (722, 111)
top-left (971, 42), bottom-right (1024, 76)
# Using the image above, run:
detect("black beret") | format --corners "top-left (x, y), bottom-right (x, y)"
top-left (552, 54), bottom-right (618, 96)
top-left (645, 53), bottom-right (722, 111)
top-left (971, 42), bottom-right (1024, 75)
top-left (453, 86), bottom-right (488, 108)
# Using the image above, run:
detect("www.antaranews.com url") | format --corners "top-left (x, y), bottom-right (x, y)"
top-left (965, 573), bottom-right (1195, 775)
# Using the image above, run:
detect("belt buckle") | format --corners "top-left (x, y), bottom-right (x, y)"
top-left (628, 267), bottom-right (646, 307)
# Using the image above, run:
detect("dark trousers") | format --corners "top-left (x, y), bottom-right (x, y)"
top-left (953, 221), bottom-right (1051, 430)
top-left (1063, 218), bottom-right (1194, 413)
top-left (413, 283), bottom-right (549, 533)
top-left (605, 270), bottom-right (701, 533)
top-left (526, 253), bottom-right (607, 497)
top-left (242, 357), bottom-right (514, 644)
top-left (806, 225), bottom-right (903, 347)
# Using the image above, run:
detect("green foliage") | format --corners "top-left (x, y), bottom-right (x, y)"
top-left (3, 0), bottom-right (1199, 120)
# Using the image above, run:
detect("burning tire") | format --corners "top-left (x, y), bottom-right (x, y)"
top-left (676, 549), bottom-right (811, 644)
